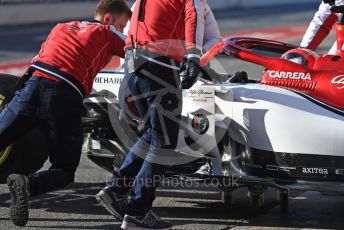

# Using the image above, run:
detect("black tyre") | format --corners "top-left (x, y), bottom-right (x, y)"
top-left (0, 73), bottom-right (48, 183)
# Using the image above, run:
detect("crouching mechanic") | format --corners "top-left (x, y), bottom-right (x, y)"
top-left (95, 0), bottom-right (205, 229)
top-left (1, 0), bottom-right (131, 226)
top-left (300, 0), bottom-right (344, 54)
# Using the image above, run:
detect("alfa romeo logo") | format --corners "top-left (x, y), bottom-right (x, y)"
top-left (191, 114), bottom-right (209, 134)
top-left (331, 75), bottom-right (344, 89)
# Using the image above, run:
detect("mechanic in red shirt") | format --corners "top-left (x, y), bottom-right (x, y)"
top-left (0, 0), bottom-right (131, 227)
top-left (300, 0), bottom-right (344, 54)
top-left (96, 0), bottom-right (205, 229)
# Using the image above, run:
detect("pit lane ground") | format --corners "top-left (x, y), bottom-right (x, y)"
top-left (1, 152), bottom-right (344, 230)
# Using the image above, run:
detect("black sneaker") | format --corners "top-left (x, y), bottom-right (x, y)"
top-left (121, 210), bottom-right (172, 230)
top-left (7, 174), bottom-right (30, 226)
top-left (95, 187), bottom-right (127, 221)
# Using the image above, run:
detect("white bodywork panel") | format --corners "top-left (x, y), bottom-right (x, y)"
top-left (89, 72), bottom-right (344, 158)
top-left (177, 85), bottom-right (216, 157)
top-left (217, 83), bottom-right (344, 156)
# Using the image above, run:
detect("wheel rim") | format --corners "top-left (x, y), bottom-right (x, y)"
top-left (0, 145), bottom-right (13, 166)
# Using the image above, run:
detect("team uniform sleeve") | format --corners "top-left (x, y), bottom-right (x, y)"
top-left (184, 0), bottom-right (205, 58)
top-left (300, 2), bottom-right (337, 50)
top-left (202, 3), bottom-right (222, 52)
top-left (109, 26), bottom-right (127, 58)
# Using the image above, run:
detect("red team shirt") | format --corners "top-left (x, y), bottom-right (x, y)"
top-left (33, 21), bottom-right (126, 96)
top-left (126, 0), bottom-right (205, 61)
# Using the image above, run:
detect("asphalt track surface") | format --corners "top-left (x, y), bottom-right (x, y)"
top-left (1, 2), bottom-right (344, 230)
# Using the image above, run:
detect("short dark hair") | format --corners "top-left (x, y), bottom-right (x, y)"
top-left (95, 0), bottom-right (132, 18)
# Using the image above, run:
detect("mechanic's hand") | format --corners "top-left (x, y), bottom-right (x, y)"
top-left (331, 5), bottom-right (344, 13)
top-left (180, 57), bottom-right (201, 89)
top-left (323, 0), bottom-right (335, 6)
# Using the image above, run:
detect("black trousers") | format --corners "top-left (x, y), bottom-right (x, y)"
top-left (0, 76), bottom-right (84, 196)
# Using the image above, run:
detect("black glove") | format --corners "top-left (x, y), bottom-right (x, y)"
top-left (331, 5), bottom-right (344, 13)
top-left (180, 57), bottom-right (201, 89)
top-left (323, 0), bottom-right (335, 6)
